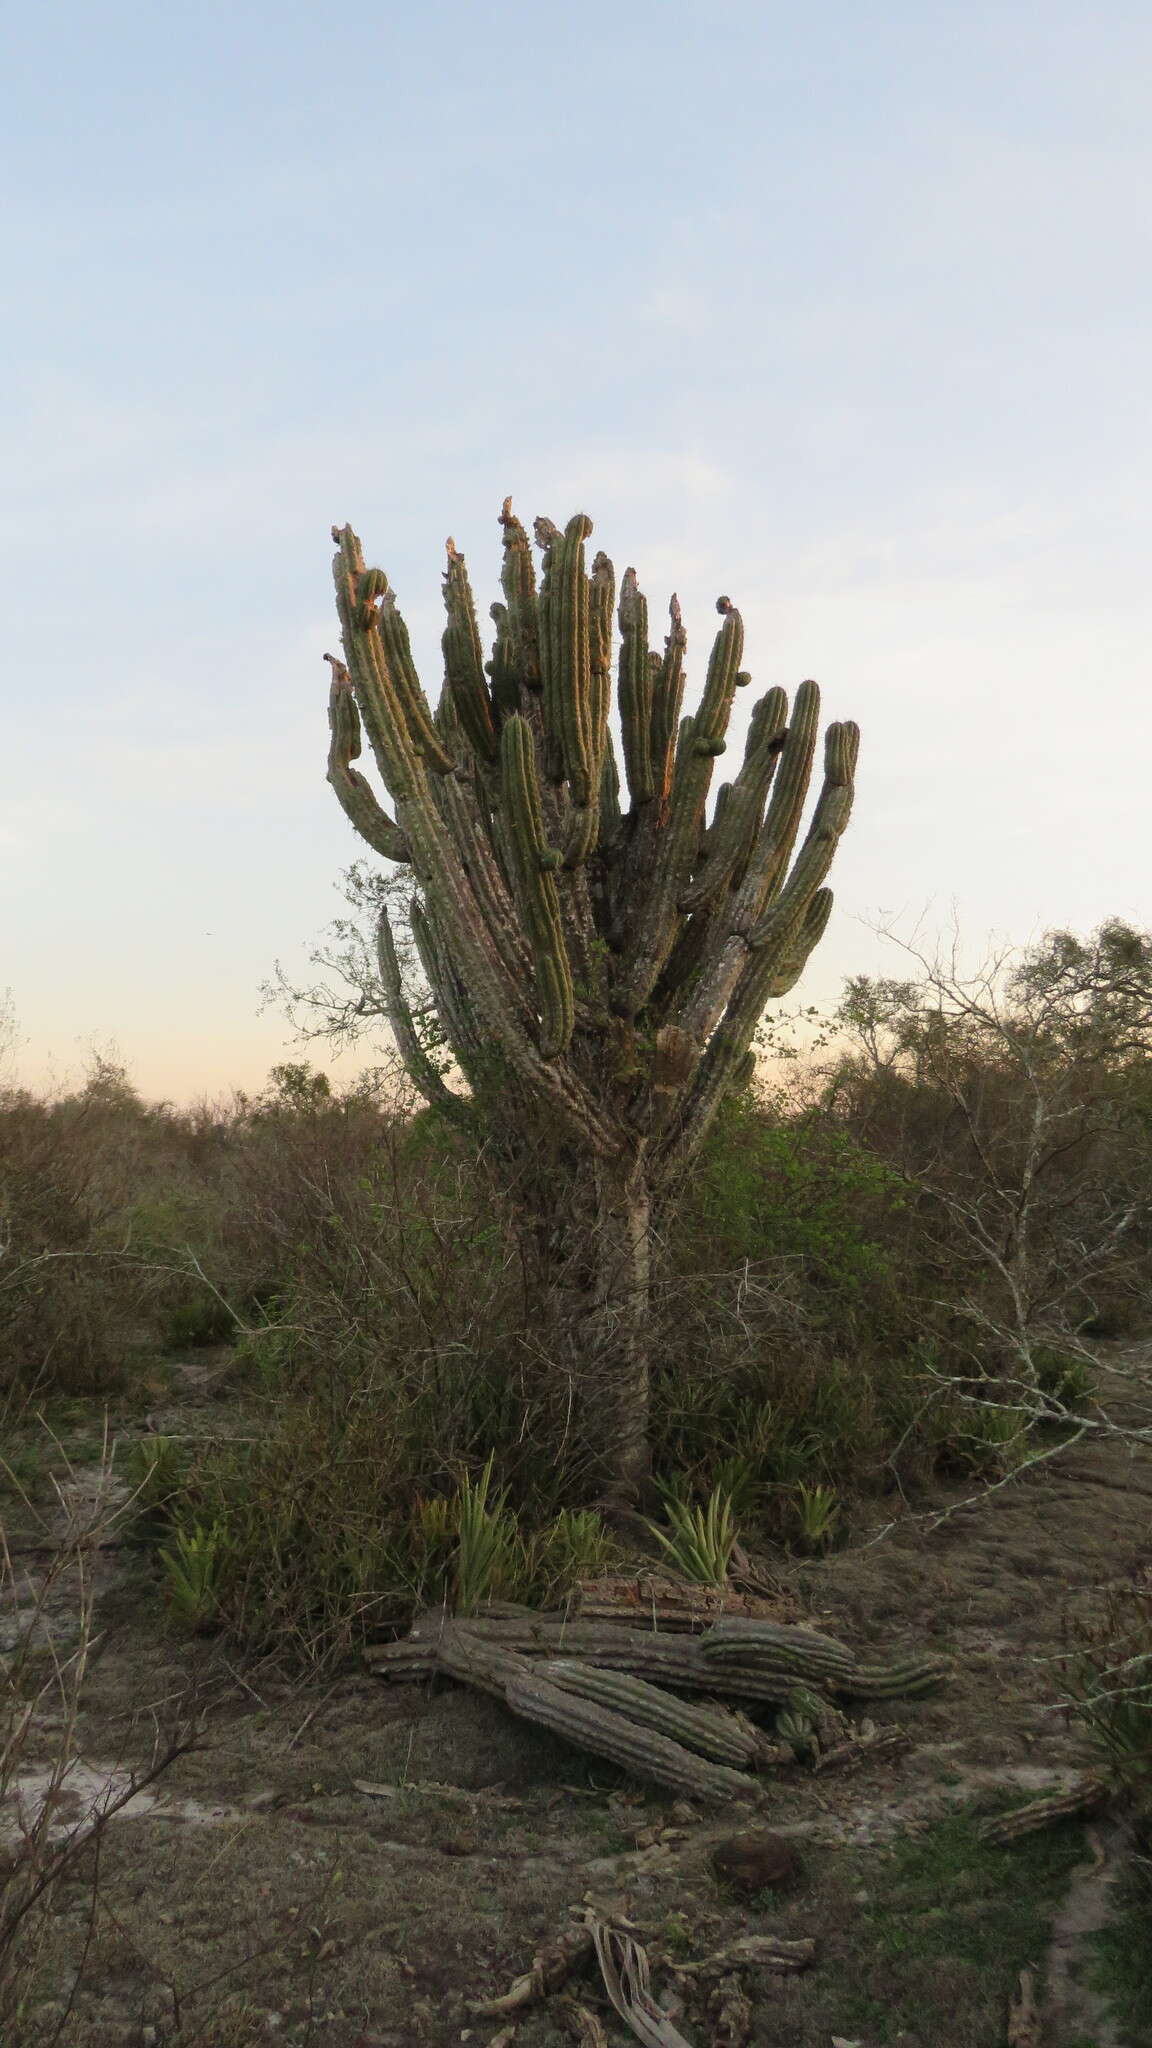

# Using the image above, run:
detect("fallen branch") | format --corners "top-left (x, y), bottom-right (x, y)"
top-left (468, 1921), bottom-right (598, 2018)
top-left (1007, 1967), bottom-right (1041, 2047)
top-left (572, 1571), bottom-right (794, 1632)
top-left (977, 1776), bottom-right (1110, 1843)
top-left (669, 1933), bottom-right (817, 1975)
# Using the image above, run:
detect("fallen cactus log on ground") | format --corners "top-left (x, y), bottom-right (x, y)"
top-left (365, 1607), bottom-right (947, 1802)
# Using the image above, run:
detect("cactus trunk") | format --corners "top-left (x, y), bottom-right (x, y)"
top-left (588, 1158), bottom-right (652, 1495)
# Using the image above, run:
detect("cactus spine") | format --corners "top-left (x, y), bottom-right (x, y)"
top-left (325, 506), bottom-right (858, 1491)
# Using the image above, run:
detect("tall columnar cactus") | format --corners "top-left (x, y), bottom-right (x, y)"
top-left (325, 504), bottom-right (858, 1493)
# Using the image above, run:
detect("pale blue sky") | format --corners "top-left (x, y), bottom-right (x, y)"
top-left (3, 2), bottom-right (1149, 1098)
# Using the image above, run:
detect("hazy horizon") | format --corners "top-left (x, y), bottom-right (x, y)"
top-left (4, 3), bottom-right (1149, 1102)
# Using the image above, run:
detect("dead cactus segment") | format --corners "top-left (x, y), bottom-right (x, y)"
top-left (976, 1775), bottom-right (1109, 1843)
top-left (504, 1671), bottom-right (763, 1807)
top-left (367, 1606), bottom-right (946, 1799)
top-left (700, 1618), bottom-right (857, 1681)
top-left (539, 1659), bottom-right (766, 1770)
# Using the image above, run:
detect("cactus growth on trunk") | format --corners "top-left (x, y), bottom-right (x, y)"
top-left (325, 505), bottom-right (858, 1492)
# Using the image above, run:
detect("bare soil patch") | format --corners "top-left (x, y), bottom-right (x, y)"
top-left (5, 1349), bottom-right (1152, 2046)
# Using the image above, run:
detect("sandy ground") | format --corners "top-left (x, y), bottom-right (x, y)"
top-left (3, 1350), bottom-right (1151, 2047)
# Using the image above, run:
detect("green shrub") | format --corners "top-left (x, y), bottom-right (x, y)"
top-left (1064, 1579), bottom-right (1152, 1795)
top-left (158, 1519), bottom-right (229, 1633)
top-left (161, 1294), bottom-right (236, 1350)
top-left (1031, 1342), bottom-right (1096, 1407)
top-left (681, 1095), bottom-right (908, 1318)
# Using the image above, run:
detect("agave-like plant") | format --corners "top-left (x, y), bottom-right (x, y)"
top-left (646, 1485), bottom-right (739, 1588)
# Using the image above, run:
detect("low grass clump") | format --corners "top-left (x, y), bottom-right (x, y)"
top-left (1086, 1870), bottom-right (1152, 2046)
top-left (819, 1817), bottom-right (1091, 2045)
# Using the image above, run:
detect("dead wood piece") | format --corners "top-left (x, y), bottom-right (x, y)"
top-left (977, 1776), bottom-right (1109, 1844)
top-left (672, 1933), bottom-right (817, 1975)
top-left (505, 1672), bottom-right (762, 1806)
top-left (363, 1638), bottom-right (437, 1676)
top-left (812, 1725), bottom-right (911, 1773)
top-left (591, 1919), bottom-right (697, 2047)
top-left (352, 1777), bottom-right (523, 1809)
top-left (573, 1571), bottom-right (790, 1631)
top-left (704, 1971), bottom-right (753, 2047)
top-left (468, 1923), bottom-right (595, 2017)
top-left (1007, 1966), bottom-right (1041, 2047)
top-left (562, 2002), bottom-right (610, 2046)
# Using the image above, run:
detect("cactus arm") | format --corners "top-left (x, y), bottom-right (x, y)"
top-left (734, 677), bottom-right (822, 922)
top-left (324, 659), bottom-right (411, 862)
top-left (498, 498), bottom-right (542, 692)
top-left (331, 543), bottom-right (603, 1131)
top-left (370, 724), bottom-right (610, 1145)
top-left (332, 531), bottom-right (423, 800)
top-left (376, 589), bottom-right (458, 775)
top-left (617, 568), bottom-right (654, 806)
top-left (692, 597), bottom-right (747, 750)
top-left (436, 772), bottom-right (534, 986)
top-left (613, 717), bottom-right (698, 1015)
top-left (533, 516), bottom-right (565, 782)
top-left (663, 886), bottom-right (837, 1173)
top-left (553, 513), bottom-right (596, 807)
top-left (539, 1659), bottom-right (765, 1768)
top-left (486, 602), bottom-right (521, 721)
top-left (598, 734), bottom-right (623, 849)
top-left (332, 527), bottom-right (456, 783)
top-left (670, 723), bottom-right (855, 1140)
top-left (648, 596), bottom-right (687, 811)
top-left (375, 902), bottom-right (471, 1120)
top-left (500, 714), bottom-right (576, 1059)
top-left (673, 681), bottom-right (826, 1045)
top-left (442, 541), bottom-right (498, 763)
top-left (748, 721), bottom-right (859, 943)
top-left (588, 550), bottom-right (615, 781)
top-left (561, 798), bottom-right (599, 869)
top-left (614, 601), bottom-right (746, 1018)
top-left (678, 685), bottom-right (789, 916)
top-left (409, 897), bottom-right (490, 1090)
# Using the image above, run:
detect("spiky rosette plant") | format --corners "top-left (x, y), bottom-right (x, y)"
top-left (325, 503), bottom-right (859, 1496)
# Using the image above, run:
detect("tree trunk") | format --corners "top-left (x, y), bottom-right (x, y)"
top-left (588, 1157), bottom-right (652, 1499)
top-left (500, 1143), bottom-right (654, 1499)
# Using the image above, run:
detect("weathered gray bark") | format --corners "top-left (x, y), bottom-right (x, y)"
top-left (588, 1158), bottom-right (652, 1498)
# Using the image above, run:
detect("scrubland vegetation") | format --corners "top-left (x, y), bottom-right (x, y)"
top-left (3, 921), bottom-right (1149, 1668)
top-left (3, 920), bottom-right (1151, 2045)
